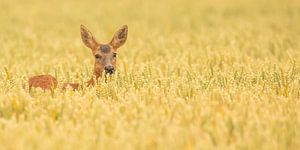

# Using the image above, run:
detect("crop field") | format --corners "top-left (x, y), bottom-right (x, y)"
top-left (0, 0), bottom-right (300, 149)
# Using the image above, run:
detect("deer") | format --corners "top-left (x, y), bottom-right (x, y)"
top-left (28, 25), bottom-right (128, 91)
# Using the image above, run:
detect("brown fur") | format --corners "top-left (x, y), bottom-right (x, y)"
top-left (28, 25), bottom-right (128, 91)
top-left (62, 83), bottom-right (80, 91)
top-left (28, 75), bottom-right (57, 90)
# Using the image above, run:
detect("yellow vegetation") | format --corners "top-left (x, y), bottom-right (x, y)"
top-left (0, 0), bottom-right (299, 149)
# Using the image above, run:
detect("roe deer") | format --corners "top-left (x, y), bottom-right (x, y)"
top-left (29, 75), bottom-right (58, 91)
top-left (28, 25), bottom-right (128, 91)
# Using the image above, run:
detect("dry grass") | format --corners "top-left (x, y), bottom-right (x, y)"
top-left (0, 0), bottom-right (300, 149)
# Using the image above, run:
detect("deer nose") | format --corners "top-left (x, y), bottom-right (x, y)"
top-left (104, 65), bottom-right (115, 74)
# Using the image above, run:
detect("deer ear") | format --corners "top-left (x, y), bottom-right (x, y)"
top-left (80, 25), bottom-right (98, 49)
top-left (110, 25), bottom-right (128, 49)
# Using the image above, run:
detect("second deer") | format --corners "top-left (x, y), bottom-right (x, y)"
top-left (28, 25), bottom-right (128, 91)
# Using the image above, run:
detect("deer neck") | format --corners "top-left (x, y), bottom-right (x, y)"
top-left (87, 69), bottom-right (102, 86)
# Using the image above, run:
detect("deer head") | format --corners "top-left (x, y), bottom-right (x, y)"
top-left (80, 25), bottom-right (128, 85)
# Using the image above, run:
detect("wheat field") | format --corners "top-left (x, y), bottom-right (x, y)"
top-left (0, 0), bottom-right (300, 149)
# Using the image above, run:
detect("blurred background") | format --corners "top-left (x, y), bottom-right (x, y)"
top-left (1, 0), bottom-right (299, 73)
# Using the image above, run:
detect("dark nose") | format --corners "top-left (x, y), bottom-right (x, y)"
top-left (104, 65), bottom-right (115, 74)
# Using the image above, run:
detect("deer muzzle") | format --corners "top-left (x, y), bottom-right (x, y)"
top-left (104, 65), bottom-right (115, 75)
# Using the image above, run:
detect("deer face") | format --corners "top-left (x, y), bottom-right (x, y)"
top-left (80, 25), bottom-right (128, 77)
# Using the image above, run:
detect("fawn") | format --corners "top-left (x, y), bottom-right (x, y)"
top-left (28, 25), bottom-right (128, 91)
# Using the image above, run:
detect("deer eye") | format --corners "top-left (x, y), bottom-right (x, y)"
top-left (113, 53), bottom-right (117, 58)
top-left (95, 54), bottom-right (102, 59)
